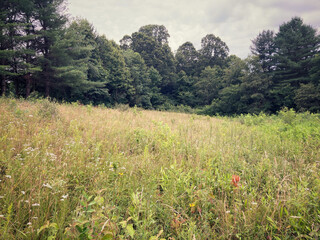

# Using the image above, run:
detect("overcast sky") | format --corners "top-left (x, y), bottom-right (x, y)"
top-left (66, 0), bottom-right (320, 58)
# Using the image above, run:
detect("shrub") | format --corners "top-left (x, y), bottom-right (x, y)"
top-left (37, 99), bottom-right (59, 119)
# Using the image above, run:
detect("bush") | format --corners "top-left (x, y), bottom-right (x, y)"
top-left (278, 107), bottom-right (296, 125)
top-left (37, 99), bottom-right (59, 119)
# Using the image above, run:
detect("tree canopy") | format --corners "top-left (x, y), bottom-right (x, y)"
top-left (1, 4), bottom-right (319, 114)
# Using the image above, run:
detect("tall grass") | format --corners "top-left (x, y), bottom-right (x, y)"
top-left (0, 97), bottom-right (319, 239)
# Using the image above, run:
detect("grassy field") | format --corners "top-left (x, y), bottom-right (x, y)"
top-left (0, 98), bottom-right (320, 239)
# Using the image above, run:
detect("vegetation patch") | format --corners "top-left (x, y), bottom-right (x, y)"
top-left (0, 98), bottom-right (319, 239)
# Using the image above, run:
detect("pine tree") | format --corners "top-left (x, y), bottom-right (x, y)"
top-left (251, 30), bottom-right (275, 73)
top-left (272, 17), bottom-right (320, 109)
top-left (33, 0), bottom-right (67, 97)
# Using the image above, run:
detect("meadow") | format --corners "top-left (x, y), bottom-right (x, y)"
top-left (0, 97), bottom-right (320, 239)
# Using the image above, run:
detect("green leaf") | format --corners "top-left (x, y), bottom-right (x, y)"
top-left (101, 232), bottom-right (114, 240)
top-left (126, 224), bottom-right (135, 238)
top-left (94, 196), bottom-right (104, 206)
top-left (76, 225), bottom-right (83, 233)
top-left (37, 221), bottom-right (50, 235)
top-left (119, 221), bottom-right (127, 228)
top-left (49, 223), bottom-right (58, 230)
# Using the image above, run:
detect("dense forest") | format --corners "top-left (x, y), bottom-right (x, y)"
top-left (1, 0), bottom-right (320, 115)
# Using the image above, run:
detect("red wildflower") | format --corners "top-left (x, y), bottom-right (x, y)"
top-left (231, 175), bottom-right (240, 187)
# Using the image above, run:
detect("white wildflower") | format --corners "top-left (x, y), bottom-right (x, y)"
top-left (32, 203), bottom-right (40, 207)
top-left (21, 191), bottom-right (26, 195)
top-left (251, 202), bottom-right (258, 205)
top-left (61, 194), bottom-right (68, 199)
top-left (42, 183), bottom-right (53, 189)
top-left (29, 115), bottom-right (33, 117)
top-left (25, 200), bottom-right (29, 203)
top-left (226, 210), bottom-right (230, 214)
top-left (5, 175), bottom-right (11, 179)
top-left (27, 222), bottom-right (32, 226)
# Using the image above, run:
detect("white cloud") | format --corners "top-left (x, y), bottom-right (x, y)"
top-left (67, 0), bottom-right (320, 58)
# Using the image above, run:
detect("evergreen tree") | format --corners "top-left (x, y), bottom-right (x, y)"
top-left (251, 30), bottom-right (275, 73)
top-left (47, 19), bottom-right (97, 102)
top-left (0, 0), bottom-right (37, 96)
top-left (33, 0), bottom-right (67, 97)
top-left (272, 17), bottom-right (320, 110)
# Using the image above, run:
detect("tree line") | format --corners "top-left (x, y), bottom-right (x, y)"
top-left (1, 0), bottom-right (320, 114)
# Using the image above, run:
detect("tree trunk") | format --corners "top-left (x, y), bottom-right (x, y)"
top-left (25, 74), bottom-right (32, 98)
top-left (45, 79), bottom-right (50, 98)
top-left (1, 75), bottom-right (6, 96)
top-left (15, 78), bottom-right (19, 96)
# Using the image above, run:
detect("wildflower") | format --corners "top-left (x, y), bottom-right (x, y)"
top-left (118, 172), bottom-right (124, 176)
top-left (61, 194), bottom-right (68, 199)
top-left (231, 175), bottom-right (240, 187)
top-left (189, 203), bottom-right (195, 208)
top-left (226, 210), bottom-right (231, 214)
top-left (27, 222), bottom-right (32, 226)
top-left (251, 201), bottom-right (258, 205)
top-left (0, 196), bottom-right (4, 199)
top-left (21, 191), bottom-right (26, 195)
top-left (42, 183), bottom-right (53, 189)
top-left (5, 175), bottom-right (11, 179)
top-left (0, 215), bottom-right (4, 218)
top-left (32, 203), bottom-right (40, 207)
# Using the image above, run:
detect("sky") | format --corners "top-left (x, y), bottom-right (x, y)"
top-left (66, 0), bottom-right (320, 59)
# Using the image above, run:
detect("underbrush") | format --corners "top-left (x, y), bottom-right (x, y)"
top-left (0, 98), bottom-right (319, 239)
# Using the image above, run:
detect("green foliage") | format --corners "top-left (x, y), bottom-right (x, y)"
top-left (176, 42), bottom-right (199, 76)
top-left (199, 34), bottom-right (229, 69)
top-left (251, 30), bottom-right (275, 73)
